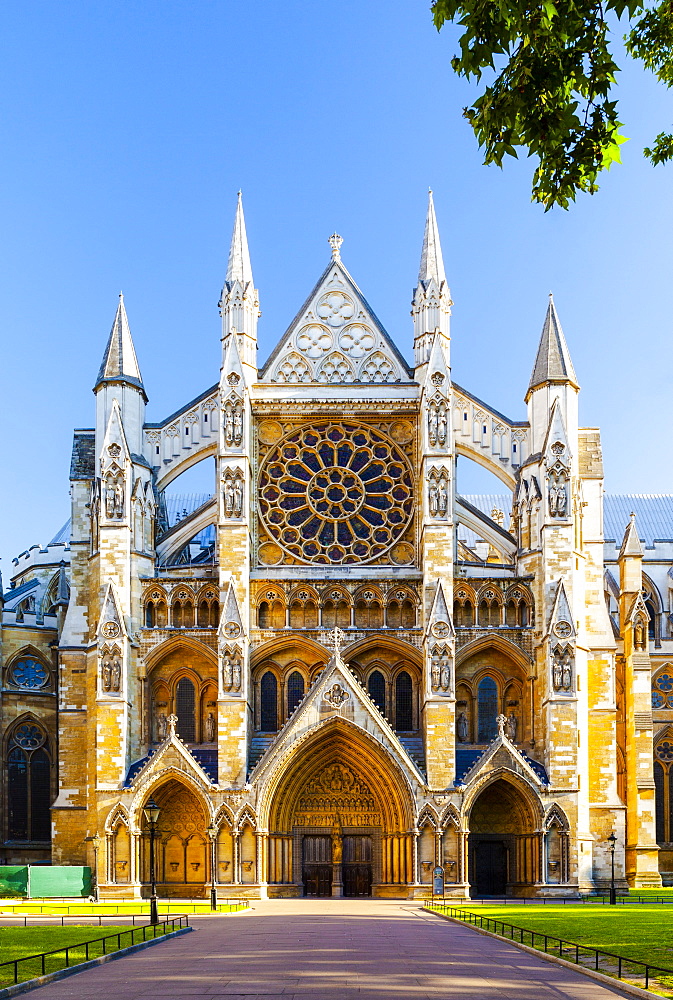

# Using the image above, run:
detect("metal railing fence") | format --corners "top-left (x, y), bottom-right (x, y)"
top-left (428, 903), bottom-right (673, 992)
top-left (0, 913), bottom-right (189, 987)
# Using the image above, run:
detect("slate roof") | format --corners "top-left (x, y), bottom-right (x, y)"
top-left (49, 522), bottom-right (70, 546)
top-left (454, 744), bottom-right (549, 785)
top-left (604, 495), bottom-right (673, 546)
top-left (69, 432), bottom-right (95, 480)
top-left (123, 747), bottom-right (218, 787)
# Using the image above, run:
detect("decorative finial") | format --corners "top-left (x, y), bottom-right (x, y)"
top-left (328, 233), bottom-right (343, 259)
top-left (167, 713), bottom-right (178, 738)
top-left (327, 626), bottom-right (345, 655)
top-left (496, 713), bottom-right (507, 739)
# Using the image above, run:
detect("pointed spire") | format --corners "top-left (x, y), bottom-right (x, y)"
top-left (620, 512), bottom-right (644, 558)
top-left (95, 293), bottom-right (145, 394)
top-left (225, 191), bottom-right (253, 286)
top-left (418, 190), bottom-right (446, 285)
top-left (528, 294), bottom-right (578, 395)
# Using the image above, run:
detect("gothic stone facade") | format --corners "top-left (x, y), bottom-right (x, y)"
top-left (1, 194), bottom-right (668, 897)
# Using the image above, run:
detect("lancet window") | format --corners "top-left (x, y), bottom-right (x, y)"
top-left (6, 722), bottom-right (51, 842)
top-left (171, 591), bottom-right (194, 628)
top-left (654, 733), bottom-right (673, 843)
top-left (197, 590), bottom-right (219, 627)
top-left (260, 672), bottom-right (278, 732)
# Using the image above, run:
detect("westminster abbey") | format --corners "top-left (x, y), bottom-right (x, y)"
top-left (2, 193), bottom-right (672, 898)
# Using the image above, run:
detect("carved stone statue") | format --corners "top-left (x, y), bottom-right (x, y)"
top-left (440, 654), bottom-right (451, 692)
top-left (105, 484), bottom-right (116, 519)
top-left (496, 713), bottom-right (507, 739)
top-left (634, 619), bottom-right (646, 651)
top-left (101, 656), bottom-right (112, 692)
top-left (457, 712), bottom-right (469, 743)
top-left (428, 406), bottom-right (438, 446)
top-left (233, 658), bottom-right (241, 692)
top-left (429, 482), bottom-right (439, 516)
top-left (506, 712), bottom-right (518, 742)
top-left (561, 651), bottom-right (573, 690)
top-left (437, 409), bottom-right (447, 446)
top-left (438, 481), bottom-right (448, 517)
top-left (549, 478), bottom-right (567, 517)
top-left (111, 655), bottom-right (122, 692)
top-left (225, 408), bottom-right (234, 444)
top-left (224, 479), bottom-right (234, 516)
top-left (205, 712), bottom-right (216, 742)
top-left (157, 712), bottom-right (168, 740)
top-left (233, 476), bottom-right (243, 517)
top-left (233, 406), bottom-right (243, 444)
top-left (552, 650), bottom-right (564, 691)
top-left (114, 483), bottom-right (124, 517)
top-left (222, 654), bottom-right (232, 690)
top-left (431, 654), bottom-right (440, 690)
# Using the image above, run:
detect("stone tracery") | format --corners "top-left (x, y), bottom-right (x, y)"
top-left (258, 421), bottom-right (414, 565)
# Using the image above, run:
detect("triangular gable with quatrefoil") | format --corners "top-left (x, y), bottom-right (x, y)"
top-left (260, 254), bottom-right (412, 385)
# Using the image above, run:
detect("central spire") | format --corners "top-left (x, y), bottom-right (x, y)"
top-left (418, 190), bottom-right (446, 285)
top-left (225, 191), bottom-right (253, 286)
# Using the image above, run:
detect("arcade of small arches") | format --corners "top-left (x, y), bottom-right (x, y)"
top-left (101, 763), bottom-right (571, 898)
top-left (453, 583), bottom-right (533, 629)
top-left (142, 585), bottom-right (220, 630)
top-left (255, 585), bottom-right (418, 631)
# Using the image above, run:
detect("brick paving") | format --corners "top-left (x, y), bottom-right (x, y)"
top-left (28, 899), bottom-right (634, 999)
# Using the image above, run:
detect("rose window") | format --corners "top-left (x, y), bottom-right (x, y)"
top-left (258, 421), bottom-right (414, 564)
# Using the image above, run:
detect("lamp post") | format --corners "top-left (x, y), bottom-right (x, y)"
top-left (143, 798), bottom-right (161, 924)
top-left (608, 832), bottom-right (617, 905)
top-left (85, 833), bottom-right (101, 903)
top-left (206, 822), bottom-right (217, 911)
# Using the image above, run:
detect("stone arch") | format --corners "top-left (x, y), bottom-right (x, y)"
top-left (144, 635), bottom-right (218, 673)
top-left (155, 442), bottom-right (218, 493)
top-left (455, 442), bottom-right (516, 490)
top-left (250, 635), bottom-right (328, 670)
top-left (258, 717), bottom-right (416, 835)
top-left (417, 805), bottom-right (439, 830)
top-left (456, 633), bottom-right (532, 672)
top-left (544, 802), bottom-right (570, 831)
top-left (464, 770), bottom-right (544, 895)
top-left (129, 767), bottom-right (214, 831)
top-left (235, 806), bottom-right (257, 833)
top-left (440, 803), bottom-right (461, 832)
top-left (104, 803), bottom-right (130, 834)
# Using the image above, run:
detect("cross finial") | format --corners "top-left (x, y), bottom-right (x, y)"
top-left (167, 714), bottom-right (178, 738)
top-left (496, 713), bottom-right (507, 739)
top-left (328, 233), bottom-right (343, 259)
top-left (327, 626), bottom-right (345, 655)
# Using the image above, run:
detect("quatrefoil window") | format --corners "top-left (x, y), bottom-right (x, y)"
top-left (653, 673), bottom-right (673, 709)
top-left (258, 421), bottom-right (414, 565)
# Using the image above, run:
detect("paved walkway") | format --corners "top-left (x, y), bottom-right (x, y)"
top-left (29, 899), bottom-right (634, 1000)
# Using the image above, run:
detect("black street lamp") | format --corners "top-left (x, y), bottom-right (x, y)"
top-left (608, 832), bottom-right (617, 905)
top-left (206, 822), bottom-right (218, 911)
top-left (143, 798), bottom-right (161, 924)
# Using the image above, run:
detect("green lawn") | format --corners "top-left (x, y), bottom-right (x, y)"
top-left (429, 904), bottom-right (673, 996)
top-left (0, 925), bottom-right (137, 986)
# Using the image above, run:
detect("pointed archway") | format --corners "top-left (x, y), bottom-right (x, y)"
top-left (259, 718), bottom-right (416, 898)
top-left (467, 775), bottom-right (542, 897)
top-left (139, 778), bottom-right (211, 898)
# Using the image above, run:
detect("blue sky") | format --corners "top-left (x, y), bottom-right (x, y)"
top-left (1, 0), bottom-right (672, 572)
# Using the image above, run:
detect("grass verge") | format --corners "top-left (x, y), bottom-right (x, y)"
top-left (429, 904), bottom-right (673, 997)
top-left (0, 925), bottom-right (140, 986)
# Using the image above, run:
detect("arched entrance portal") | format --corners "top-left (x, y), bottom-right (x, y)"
top-left (140, 780), bottom-right (210, 898)
top-left (262, 720), bottom-right (415, 898)
top-left (468, 777), bottom-right (542, 897)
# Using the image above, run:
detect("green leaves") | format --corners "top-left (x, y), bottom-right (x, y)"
top-left (432, 0), bottom-right (671, 207)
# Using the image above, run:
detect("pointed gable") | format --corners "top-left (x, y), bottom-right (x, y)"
top-left (547, 580), bottom-right (575, 639)
top-left (249, 651), bottom-right (425, 787)
top-left (260, 246), bottom-right (412, 385)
